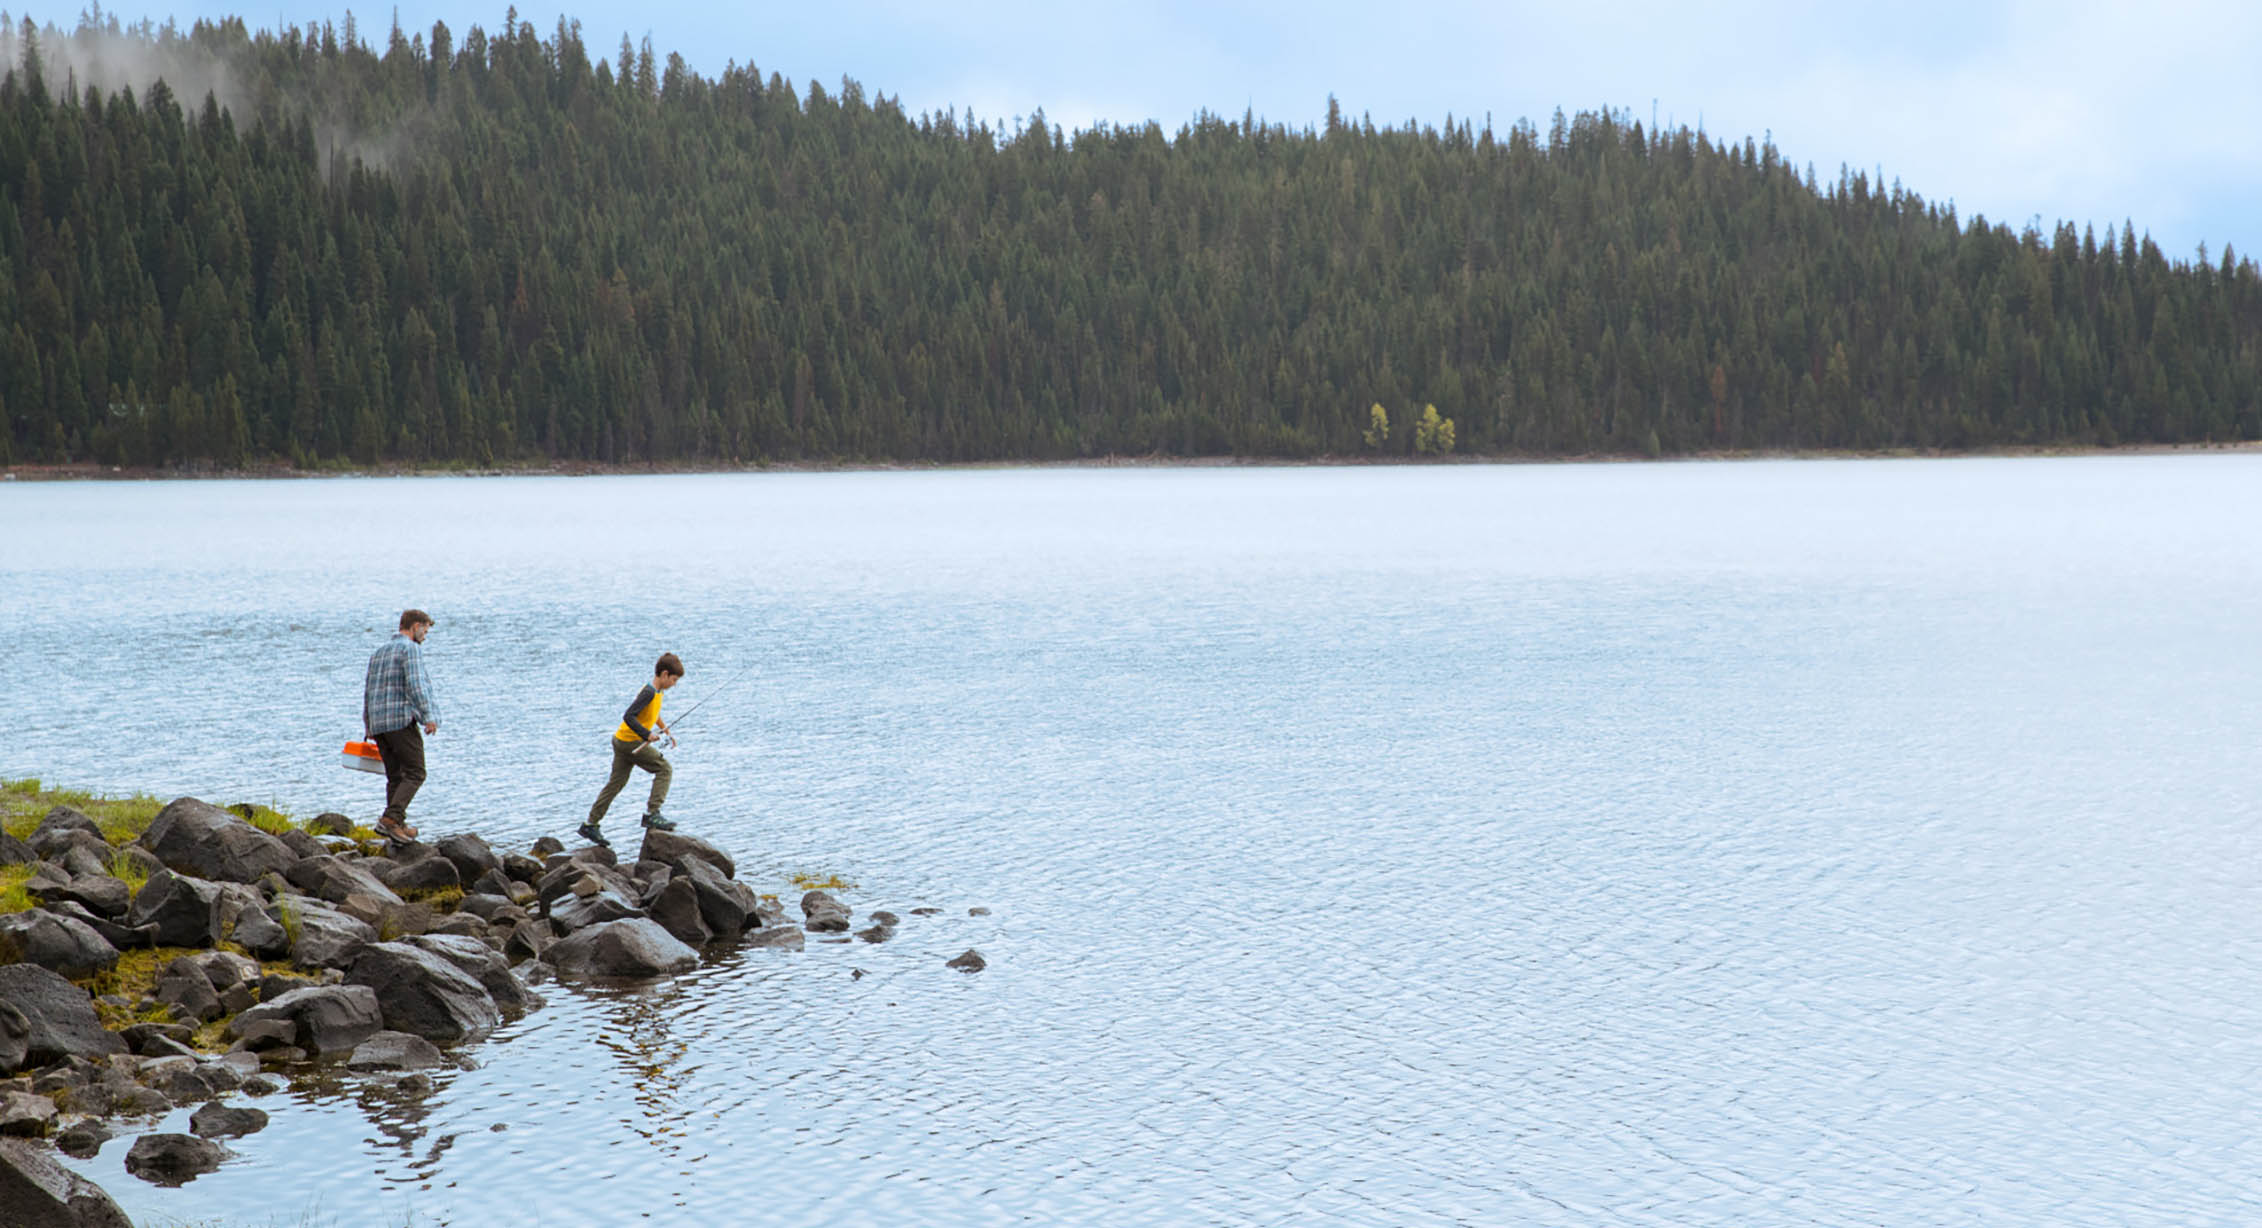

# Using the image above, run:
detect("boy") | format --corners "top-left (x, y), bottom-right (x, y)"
top-left (579, 653), bottom-right (683, 847)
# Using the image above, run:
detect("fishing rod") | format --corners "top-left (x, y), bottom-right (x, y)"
top-left (652, 658), bottom-right (759, 747)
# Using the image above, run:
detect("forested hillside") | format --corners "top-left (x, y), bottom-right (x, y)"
top-left (2, 11), bottom-right (2259, 467)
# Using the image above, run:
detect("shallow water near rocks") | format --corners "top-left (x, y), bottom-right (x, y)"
top-left (5, 457), bottom-right (2262, 1226)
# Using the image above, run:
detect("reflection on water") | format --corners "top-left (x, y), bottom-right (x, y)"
top-left (6, 458), bottom-right (2262, 1225)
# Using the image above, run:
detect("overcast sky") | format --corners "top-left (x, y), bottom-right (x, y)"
top-left (16, 1), bottom-right (2259, 260)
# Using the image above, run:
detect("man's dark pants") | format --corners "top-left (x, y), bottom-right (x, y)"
top-left (373, 724), bottom-right (427, 824)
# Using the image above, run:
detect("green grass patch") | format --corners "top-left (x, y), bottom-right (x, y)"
top-left (2, 776), bottom-right (164, 845)
top-left (0, 864), bottom-right (35, 913)
top-left (108, 850), bottom-right (150, 893)
top-left (399, 885), bottom-right (464, 910)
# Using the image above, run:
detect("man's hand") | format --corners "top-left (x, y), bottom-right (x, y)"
top-left (422, 721), bottom-right (438, 734)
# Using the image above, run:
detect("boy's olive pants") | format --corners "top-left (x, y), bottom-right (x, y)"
top-left (588, 736), bottom-right (671, 825)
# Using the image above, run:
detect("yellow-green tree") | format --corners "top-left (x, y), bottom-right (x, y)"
top-left (1363, 403), bottom-right (1390, 450)
top-left (1414, 404), bottom-right (1456, 454)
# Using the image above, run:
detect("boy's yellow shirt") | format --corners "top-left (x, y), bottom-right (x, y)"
top-left (614, 685), bottom-right (663, 744)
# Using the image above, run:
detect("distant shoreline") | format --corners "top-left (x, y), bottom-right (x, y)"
top-left (6, 439), bottom-right (2262, 482)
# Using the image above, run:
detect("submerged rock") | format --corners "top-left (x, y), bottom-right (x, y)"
top-left (801, 890), bottom-right (851, 933)
top-left (53, 1117), bottom-right (111, 1158)
top-left (187, 1101), bottom-right (268, 1139)
top-left (124, 1132), bottom-right (228, 1185)
top-left (945, 949), bottom-right (987, 973)
top-left (347, 1030), bottom-right (444, 1072)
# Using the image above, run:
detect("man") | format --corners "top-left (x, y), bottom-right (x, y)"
top-left (578, 652), bottom-right (683, 847)
top-left (364, 609), bottom-right (439, 844)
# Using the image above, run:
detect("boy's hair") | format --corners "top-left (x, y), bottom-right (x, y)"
top-left (399, 608), bottom-right (432, 630)
top-left (656, 652), bottom-right (685, 678)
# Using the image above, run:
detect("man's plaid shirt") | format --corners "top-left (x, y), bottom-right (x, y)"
top-left (364, 633), bottom-right (438, 735)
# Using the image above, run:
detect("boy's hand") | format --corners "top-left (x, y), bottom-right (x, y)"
top-left (422, 721), bottom-right (438, 734)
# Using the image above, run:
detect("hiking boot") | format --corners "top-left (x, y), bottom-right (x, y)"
top-left (576, 822), bottom-right (611, 849)
top-left (377, 816), bottom-right (419, 843)
top-left (640, 812), bottom-right (676, 832)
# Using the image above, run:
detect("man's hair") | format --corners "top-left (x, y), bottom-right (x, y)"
top-left (656, 652), bottom-right (685, 678)
top-left (399, 609), bottom-right (433, 630)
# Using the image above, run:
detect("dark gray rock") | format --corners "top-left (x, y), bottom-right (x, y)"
top-left (455, 893), bottom-right (516, 921)
top-left (126, 868), bottom-right (225, 948)
top-left (635, 829), bottom-right (736, 879)
top-left (0, 966), bottom-right (123, 1069)
top-left (288, 854), bottom-right (404, 907)
top-left (681, 857), bottom-right (752, 936)
top-left (379, 852), bottom-right (460, 894)
top-left (282, 897), bottom-right (379, 970)
top-left (432, 833), bottom-right (502, 885)
top-left (646, 878), bottom-right (713, 947)
top-left (344, 943), bottom-right (502, 1044)
top-left (241, 1073), bottom-right (284, 1095)
top-left (423, 913), bottom-right (489, 940)
top-left (188, 950), bottom-right (261, 992)
top-left (140, 1035), bottom-right (199, 1060)
top-left (544, 918), bottom-right (699, 979)
top-left (500, 919), bottom-right (555, 965)
top-left (0, 1134), bottom-right (134, 1226)
top-left (119, 1022), bottom-right (195, 1054)
top-left (469, 869), bottom-right (514, 898)
top-left (347, 1030), bottom-right (445, 1071)
top-left (277, 828), bottom-right (329, 860)
top-left (157, 1064), bottom-right (222, 1104)
top-left (908, 907), bottom-right (943, 916)
top-left (742, 925), bottom-right (805, 951)
top-left (0, 1090), bottom-right (56, 1136)
top-left (136, 797), bottom-right (296, 884)
top-left (548, 887), bottom-right (643, 934)
top-left (27, 806), bottom-right (102, 853)
top-left (501, 852), bottom-right (545, 882)
top-left (53, 1118), bottom-right (110, 1158)
top-left (32, 902), bottom-right (150, 954)
top-left (210, 883), bottom-right (289, 959)
top-left (34, 832), bottom-right (111, 881)
top-left (113, 1085), bottom-right (173, 1117)
top-left (0, 832), bottom-right (34, 866)
top-left (754, 896), bottom-right (788, 928)
top-left (34, 875), bottom-right (132, 919)
top-left (154, 970), bottom-right (222, 1024)
top-left (946, 949), bottom-right (987, 972)
top-left (189, 1101), bottom-right (268, 1138)
top-left (801, 890), bottom-right (851, 933)
top-left (0, 911), bottom-right (119, 978)
top-left (228, 984), bottom-right (382, 1056)
top-left (854, 924), bottom-right (894, 944)
top-left (257, 972), bottom-right (313, 1003)
top-left (405, 934), bottom-right (537, 1014)
top-left (125, 1132), bottom-right (229, 1185)
top-left (528, 837), bottom-right (565, 859)
top-left (870, 911), bottom-right (902, 927)
top-left (307, 812), bottom-right (355, 837)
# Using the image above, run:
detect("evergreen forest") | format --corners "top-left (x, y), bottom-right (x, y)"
top-left (2, 10), bottom-right (2259, 468)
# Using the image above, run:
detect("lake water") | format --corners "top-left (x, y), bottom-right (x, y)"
top-left (4, 457), bottom-right (2261, 1227)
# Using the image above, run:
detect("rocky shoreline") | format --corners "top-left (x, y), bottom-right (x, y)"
top-left (0, 795), bottom-right (984, 1227)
